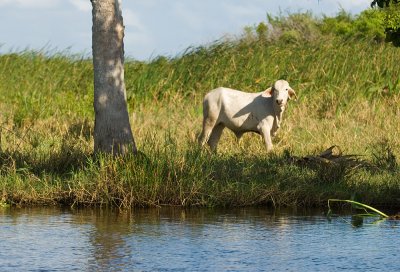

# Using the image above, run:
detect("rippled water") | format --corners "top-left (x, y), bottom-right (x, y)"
top-left (0, 207), bottom-right (398, 271)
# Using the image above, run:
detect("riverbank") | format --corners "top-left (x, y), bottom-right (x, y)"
top-left (1, 12), bottom-right (399, 208)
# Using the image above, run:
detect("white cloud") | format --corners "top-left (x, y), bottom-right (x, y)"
top-left (0, 0), bottom-right (11, 6)
top-left (300, 0), bottom-right (371, 15)
top-left (222, 2), bottom-right (266, 18)
top-left (69, 0), bottom-right (91, 12)
top-left (123, 9), bottom-right (146, 30)
top-left (124, 29), bottom-right (156, 59)
top-left (123, 8), bottom-right (155, 58)
top-left (125, 31), bottom-right (153, 47)
top-left (333, 0), bottom-right (371, 11)
top-left (172, 2), bottom-right (204, 30)
top-left (0, 0), bottom-right (61, 8)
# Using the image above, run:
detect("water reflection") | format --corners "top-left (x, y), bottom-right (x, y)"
top-left (0, 207), bottom-right (398, 271)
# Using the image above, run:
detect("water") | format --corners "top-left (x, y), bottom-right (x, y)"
top-left (0, 207), bottom-right (398, 272)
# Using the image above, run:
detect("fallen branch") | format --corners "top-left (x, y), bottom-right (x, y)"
top-left (292, 145), bottom-right (371, 169)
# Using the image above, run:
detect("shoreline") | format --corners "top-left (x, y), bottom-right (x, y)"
top-left (2, 147), bottom-right (399, 209)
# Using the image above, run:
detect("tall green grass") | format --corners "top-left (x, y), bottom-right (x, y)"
top-left (0, 12), bottom-right (399, 208)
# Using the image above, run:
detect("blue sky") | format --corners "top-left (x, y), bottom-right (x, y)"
top-left (0, 0), bottom-right (371, 60)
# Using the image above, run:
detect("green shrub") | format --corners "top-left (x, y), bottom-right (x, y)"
top-left (353, 9), bottom-right (386, 41)
top-left (320, 10), bottom-right (353, 37)
top-left (384, 3), bottom-right (400, 45)
top-left (319, 9), bottom-right (385, 41)
top-left (242, 9), bottom-right (387, 44)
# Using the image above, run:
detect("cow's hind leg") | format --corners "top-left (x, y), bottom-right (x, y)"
top-left (199, 117), bottom-right (217, 147)
top-left (208, 123), bottom-right (225, 151)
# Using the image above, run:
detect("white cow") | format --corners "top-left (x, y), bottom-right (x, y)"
top-left (199, 80), bottom-right (297, 152)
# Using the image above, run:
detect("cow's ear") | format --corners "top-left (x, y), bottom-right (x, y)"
top-left (265, 87), bottom-right (273, 96)
top-left (288, 88), bottom-right (297, 100)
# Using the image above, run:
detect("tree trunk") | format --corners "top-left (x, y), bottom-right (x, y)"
top-left (91, 0), bottom-right (136, 155)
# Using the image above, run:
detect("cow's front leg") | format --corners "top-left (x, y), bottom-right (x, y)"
top-left (258, 122), bottom-right (273, 152)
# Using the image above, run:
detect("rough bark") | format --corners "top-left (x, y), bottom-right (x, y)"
top-left (91, 0), bottom-right (137, 155)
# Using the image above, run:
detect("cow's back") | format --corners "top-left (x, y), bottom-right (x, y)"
top-left (203, 87), bottom-right (270, 129)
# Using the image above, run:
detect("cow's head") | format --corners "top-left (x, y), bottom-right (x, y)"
top-left (265, 80), bottom-right (297, 111)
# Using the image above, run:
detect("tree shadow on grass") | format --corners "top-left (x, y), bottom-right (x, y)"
top-left (0, 140), bottom-right (89, 178)
top-left (0, 120), bottom-right (93, 178)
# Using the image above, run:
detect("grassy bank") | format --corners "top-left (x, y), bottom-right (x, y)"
top-left (1, 13), bottom-right (400, 208)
